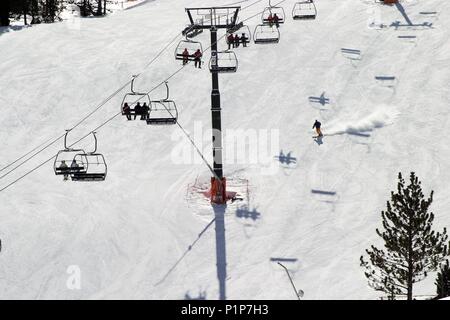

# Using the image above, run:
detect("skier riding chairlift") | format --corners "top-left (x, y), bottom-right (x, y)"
top-left (227, 33), bottom-right (234, 49)
top-left (273, 13), bottom-right (280, 28)
top-left (122, 102), bottom-right (131, 120)
top-left (141, 102), bottom-right (150, 120)
top-left (234, 34), bottom-right (240, 48)
top-left (59, 160), bottom-right (69, 181)
top-left (182, 48), bottom-right (189, 65)
top-left (268, 13), bottom-right (274, 27)
top-left (241, 33), bottom-right (249, 47)
top-left (194, 49), bottom-right (202, 68)
top-left (134, 102), bottom-right (142, 120)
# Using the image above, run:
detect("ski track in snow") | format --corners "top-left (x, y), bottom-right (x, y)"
top-left (324, 105), bottom-right (400, 136)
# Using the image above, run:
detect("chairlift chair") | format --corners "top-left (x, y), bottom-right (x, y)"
top-left (209, 51), bottom-right (238, 73)
top-left (147, 82), bottom-right (178, 125)
top-left (121, 76), bottom-right (151, 120)
top-left (253, 24), bottom-right (280, 44)
top-left (175, 35), bottom-right (203, 62)
top-left (70, 132), bottom-right (107, 181)
top-left (262, 0), bottom-right (286, 26)
top-left (182, 18), bottom-right (204, 38)
top-left (54, 130), bottom-right (88, 176)
top-left (292, 0), bottom-right (317, 20)
top-left (227, 21), bottom-right (244, 34)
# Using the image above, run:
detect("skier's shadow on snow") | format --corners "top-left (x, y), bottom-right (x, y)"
top-left (313, 136), bottom-right (323, 145)
top-left (274, 150), bottom-right (297, 166)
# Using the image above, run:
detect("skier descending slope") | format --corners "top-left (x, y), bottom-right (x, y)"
top-left (312, 119), bottom-right (323, 138)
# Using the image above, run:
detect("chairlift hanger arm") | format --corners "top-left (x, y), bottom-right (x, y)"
top-left (91, 132), bottom-right (98, 154)
top-left (164, 81), bottom-right (170, 101)
top-left (64, 129), bottom-right (71, 150)
top-left (185, 6), bottom-right (241, 29)
top-left (130, 75), bottom-right (140, 94)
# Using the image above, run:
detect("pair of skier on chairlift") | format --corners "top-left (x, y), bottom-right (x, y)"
top-left (59, 159), bottom-right (80, 181)
top-left (227, 33), bottom-right (249, 50)
top-left (267, 13), bottom-right (281, 28)
top-left (181, 48), bottom-right (203, 68)
top-left (122, 102), bottom-right (150, 121)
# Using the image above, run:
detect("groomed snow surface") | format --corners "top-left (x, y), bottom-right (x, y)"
top-left (0, 0), bottom-right (449, 300)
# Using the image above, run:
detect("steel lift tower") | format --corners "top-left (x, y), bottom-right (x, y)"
top-left (184, 6), bottom-right (241, 204)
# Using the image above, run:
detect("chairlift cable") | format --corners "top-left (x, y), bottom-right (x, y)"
top-left (142, 0), bottom-right (288, 180)
top-left (0, 112), bottom-right (122, 193)
top-left (0, 136), bottom-right (54, 173)
top-left (0, 0), bottom-right (282, 191)
top-left (0, 30), bottom-right (184, 180)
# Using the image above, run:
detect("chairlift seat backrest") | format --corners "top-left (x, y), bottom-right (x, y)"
top-left (71, 153), bottom-right (107, 181)
top-left (253, 24), bottom-right (280, 44)
top-left (209, 51), bottom-right (238, 73)
top-left (292, 1), bottom-right (317, 20)
top-left (147, 84), bottom-right (179, 126)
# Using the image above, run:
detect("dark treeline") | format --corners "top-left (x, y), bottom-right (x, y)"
top-left (0, 1), bottom-right (108, 27)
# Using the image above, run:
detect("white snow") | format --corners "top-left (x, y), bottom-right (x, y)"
top-left (0, 0), bottom-right (449, 300)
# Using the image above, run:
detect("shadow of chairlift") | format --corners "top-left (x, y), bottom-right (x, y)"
top-left (341, 48), bottom-right (362, 61)
top-left (274, 150), bottom-right (297, 167)
top-left (375, 75), bottom-right (397, 88)
top-left (309, 92), bottom-right (330, 106)
top-left (235, 205), bottom-right (261, 221)
top-left (397, 35), bottom-right (417, 44)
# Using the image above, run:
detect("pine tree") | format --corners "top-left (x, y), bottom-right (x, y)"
top-left (435, 260), bottom-right (450, 299)
top-left (43, 0), bottom-right (57, 23)
top-left (30, 0), bottom-right (40, 24)
top-left (0, 0), bottom-right (10, 26)
top-left (360, 172), bottom-right (449, 300)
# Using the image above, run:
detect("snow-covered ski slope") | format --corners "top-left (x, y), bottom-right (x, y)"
top-left (0, 0), bottom-right (449, 299)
